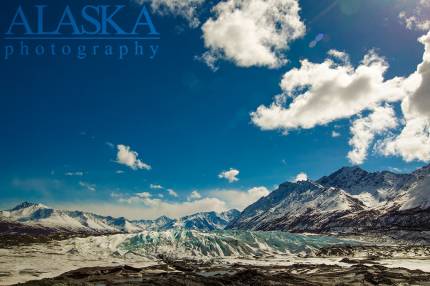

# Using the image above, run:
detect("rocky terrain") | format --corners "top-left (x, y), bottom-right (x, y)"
top-left (16, 261), bottom-right (430, 286)
top-left (1, 227), bottom-right (430, 285)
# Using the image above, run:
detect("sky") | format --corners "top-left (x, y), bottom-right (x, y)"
top-left (0, 0), bottom-right (429, 219)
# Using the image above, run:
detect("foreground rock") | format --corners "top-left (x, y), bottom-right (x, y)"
top-left (17, 262), bottom-right (430, 286)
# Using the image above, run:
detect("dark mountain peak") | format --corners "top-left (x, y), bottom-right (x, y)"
top-left (413, 164), bottom-right (430, 177)
top-left (317, 166), bottom-right (369, 186)
top-left (335, 166), bottom-right (368, 176)
top-left (279, 180), bottom-right (321, 191)
top-left (10, 202), bottom-right (47, 211)
top-left (155, 215), bottom-right (174, 223)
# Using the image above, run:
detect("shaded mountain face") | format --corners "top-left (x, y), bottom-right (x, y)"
top-left (228, 165), bottom-right (430, 233)
top-left (0, 203), bottom-right (240, 235)
top-left (317, 167), bottom-right (412, 207)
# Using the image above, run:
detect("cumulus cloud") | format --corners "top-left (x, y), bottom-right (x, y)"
top-left (167, 188), bottom-right (179, 197)
top-left (218, 168), bottom-right (240, 183)
top-left (137, 192), bottom-right (152, 199)
top-left (378, 117), bottom-right (430, 162)
top-left (201, 0), bottom-right (305, 68)
top-left (377, 31), bottom-right (430, 162)
top-left (136, 0), bottom-right (205, 27)
top-left (209, 186), bottom-right (270, 210)
top-left (249, 42), bottom-right (430, 163)
top-left (327, 49), bottom-right (349, 63)
top-left (251, 50), bottom-right (410, 133)
top-left (187, 190), bottom-right (202, 201)
top-left (62, 186), bottom-right (271, 219)
top-left (348, 105), bottom-right (398, 165)
top-left (109, 191), bottom-right (227, 219)
top-left (116, 144), bottom-right (151, 170)
top-left (399, 0), bottom-right (430, 31)
top-left (294, 172), bottom-right (308, 182)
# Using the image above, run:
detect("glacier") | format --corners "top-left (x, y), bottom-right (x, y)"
top-left (117, 229), bottom-right (355, 258)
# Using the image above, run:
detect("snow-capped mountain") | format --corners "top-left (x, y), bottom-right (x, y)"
top-left (0, 202), bottom-right (124, 234)
top-left (228, 165), bottom-right (430, 233)
top-left (0, 202), bottom-right (240, 235)
top-left (175, 209), bottom-right (241, 231)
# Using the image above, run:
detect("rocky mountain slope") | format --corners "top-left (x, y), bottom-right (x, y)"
top-left (227, 165), bottom-right (430, 233)
top-left (0, 202), bottom-right (240, 235)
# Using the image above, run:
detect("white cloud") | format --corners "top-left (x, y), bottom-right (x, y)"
top-left (249, 42), bottom-right (430, 163)
top-left (137, 192), bottom-right (152, 199)
top-left (331, 131), bottom-right (341, 138)
top-left (209, 186), bottom-right (270, 210)
top-left (218, 168), bottom-right (240, 183)
top-left (201, 0), bottom-right (305, 68)
top-left (136, 0), bottom-right (205, 27)
top-left (116, 170), bottom-right (125, 174)
top-left (377, 31), bottom-right (430, 162)
top-left (399, 1), bottom-right (430, 31)
top-left (61, 186), bottom-right (271, 219)
top-left (167, 189), bottom-right (179, 197)
top-left (294, 172), bottom-right (308, 182)
top-left (327, 49), bottom-right (349, 63)
top-left (251, 50), bottom-right (410, 133)
top-left (116, 144), bottom-right (151, 170)
top-left (347, 105), bottom-right (398, 165)
top-left (378, 117), bottom-right (430, 162)
top-left (79, 181), bottom-right (96, 192)
top-left (187, 190), bottom-right (202, 201)
top-left (65, 171), bottom-right (84, 176)
top-left (115, 191), bottom-right (152, 204)
top-left (109, 192), bottom-right (227, 219)
top-left (150, 184), bottom-right (163, 189)
top-left (399, 12), bottom-right (430, 31)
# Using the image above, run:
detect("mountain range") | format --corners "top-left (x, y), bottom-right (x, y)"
top-left (0, 202), bottom-right (240, 235)
top-left (227, 165), bottom-right (430, 233)
top-left (1, 164), bottom-right (429, 237)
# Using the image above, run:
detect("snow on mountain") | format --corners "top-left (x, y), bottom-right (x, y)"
top-left (229, 165), bottom-right (430, 233)
top-left (227, 181), bottom-right (366, 231)
top-left (399, 165), bottom-right (430, 210)
top-left (3, 165), bottom-right (428, 236)
top-left (0, 202), bottom-right (240, 234)
top-left (317, 167), bottom-right (412, 207)
top-left (0, 203), bottom-right (120, 233)
top-left (175, 209), bottom-right (241, 231)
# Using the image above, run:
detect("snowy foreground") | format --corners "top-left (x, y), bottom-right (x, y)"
top-left (1, 229), bottom-right (430, 285)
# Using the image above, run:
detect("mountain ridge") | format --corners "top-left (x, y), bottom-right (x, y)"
top-left (0, 203), bottom-right (240, 235)
top-left (228, 164), bottom-right (430, 233)
top-left (2, 164), bottom-right (429, 236)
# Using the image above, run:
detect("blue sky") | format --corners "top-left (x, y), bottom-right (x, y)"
top-left (0, 0), bottom-right (429, 219)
